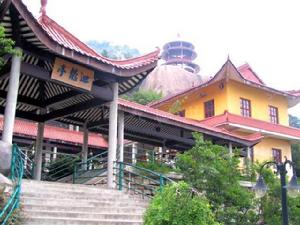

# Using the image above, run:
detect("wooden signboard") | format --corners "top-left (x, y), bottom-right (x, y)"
top-left (51, 58), bottom-right (94, 91)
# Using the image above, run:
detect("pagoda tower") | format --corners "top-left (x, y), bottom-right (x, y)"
top-left (161, 38), bottom-right (200, 74)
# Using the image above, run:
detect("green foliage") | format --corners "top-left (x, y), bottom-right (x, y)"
top-left (122, 89), bottom-right (162, 105)
top-left (251, 164), bottom-right (300, 225)
top-left (136, 161), bottom-right (175, 175)
top-left (169, 96), bottom-right (187, 114)
top-left (289, 114), bottom-right (300, 176)
top-left (176, 133), bottom-right (259, 225)
top-left (0, 26), bottom-right (19, 69)
top-left (144, 182), bottom-right (219, 225)
top-left (289, 114), bottom-right (300, 128)
top-left (86, 40), bottom-right (140, 59)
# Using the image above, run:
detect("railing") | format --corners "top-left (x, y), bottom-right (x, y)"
top-left (73, 151), bottom-right (108, 184)
top-left (114, 161), bottom-right (173, 199)
top-left (0, 144), bottom-right (24, 225)
top-left (42, 154), bottom-right (80, 181)
top-left (19, 150), bottom-right (34, 179)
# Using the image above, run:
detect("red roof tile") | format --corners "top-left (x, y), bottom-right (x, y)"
top-left (287, 90), bottom-right (300, 97)
top-left (118, 98), bottom-right (262, 143)
top-left (0, 117), bottom-right (108, 148)
top-left (199, 111), bottom-right (300, 140)
top-left (237, 63), bottom-right (265, 85)
top-left (37, 14), bottom-right (159, 70)
top-left (11, 0), bottom-right (159, 74)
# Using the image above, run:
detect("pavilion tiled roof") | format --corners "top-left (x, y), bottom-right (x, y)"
top-left (118, 98), bottom-right (262, 143)
top-left (0, 117), bottom-right (108, 148)
top-left (5, 0), bottom-right (159, 76)
top-left (37, 12), bottom-right (160, 70)
top-left (198, 111), bottom-right (300, 140)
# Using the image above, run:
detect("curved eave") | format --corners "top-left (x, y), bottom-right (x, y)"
top-left (9, 0), bottom-right (159, 78)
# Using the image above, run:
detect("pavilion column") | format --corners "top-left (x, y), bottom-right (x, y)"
top-left (246, 147), bottom-right (251, 160)
top-left (33, 122), bottom-right (45, 181)
top-left (2, 47), bottom-right (22, 144)
top-left (117, 111), bottom-right (124, 162)
top-left (82, 123), bottom-right (89, 170)
top-left (132, 143), bottom-right (137, 165)
top-left (52, 146), bottom-right (57, 161)
top-left (107, 82), bottom-right (118, 188)
top-left (228, 142), bottom-right (233, 157)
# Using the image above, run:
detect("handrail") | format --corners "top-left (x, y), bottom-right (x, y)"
top-left (43, 155), bottom-right (80, 181)
top-left (73, 151), bottom-right (108, 184)
top-left (114, 161), bottom-right (173, 198)
top-left (75, 151), bottom-right (108, 168)
top-left (0, 144), bottom-right (24, 225)
top-left (19, 150), bottom-right (35, 179)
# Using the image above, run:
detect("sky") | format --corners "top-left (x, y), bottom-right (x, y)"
top-left (23, 0), bottom-right (300, 116)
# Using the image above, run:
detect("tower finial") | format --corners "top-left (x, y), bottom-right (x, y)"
top-left (40, 0), bottom-right (48, 17)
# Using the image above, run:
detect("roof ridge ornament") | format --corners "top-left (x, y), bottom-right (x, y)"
top-left (40, 0), bottom-right (47, 17)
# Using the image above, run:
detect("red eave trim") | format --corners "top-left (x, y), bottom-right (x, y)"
top-left (199, 112), bottom-right (300, 139)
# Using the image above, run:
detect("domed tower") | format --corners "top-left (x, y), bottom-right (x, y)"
top-left (161, 38), bottom-right (200, 74)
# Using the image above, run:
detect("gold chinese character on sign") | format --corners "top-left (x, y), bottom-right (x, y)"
top-left (51, 58), bottom-right (94, 91)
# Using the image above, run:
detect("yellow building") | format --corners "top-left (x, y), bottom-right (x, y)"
top-left (150, 59), bottom-right (300, 167)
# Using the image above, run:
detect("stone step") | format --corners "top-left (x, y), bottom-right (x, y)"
top-left (21, 197), bottom-right (148, 208)
top-left (22, 181), bottom-right (122, 194)
top-left (23, 205), bottom-right (146, 214)
top-left (22, 217), bottom-right (143, 225)
top-left (20, 180), bottom-right (148, 225)
top-left (23, 210), bottom-right (143, 220)
top-left (21, 191), bottom-right (136, 200)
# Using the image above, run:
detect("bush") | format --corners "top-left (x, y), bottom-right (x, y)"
top-left (176, 133), bottom-right (259, 225)
top-left (144, 182), bottom-right (219, 225)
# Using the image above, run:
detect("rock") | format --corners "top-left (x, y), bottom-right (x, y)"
top-left (0, 172), bottom-right (13, 194)
top-left (0, 141), bottom-right (12, 176)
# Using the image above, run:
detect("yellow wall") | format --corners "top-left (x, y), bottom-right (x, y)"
top-left (156, 79), bottom-right (292, 165)
top-left (226, 80), bottom-right (289, 126)
top-left (157, 80), bottom-right (228, 121)
top-left (253, 138), bottom-right (292, 162)
top-left (157, 79), bottom-right (289, 126)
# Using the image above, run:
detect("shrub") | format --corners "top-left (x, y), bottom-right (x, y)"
top-left (144, 182), bottom-right (219, 225)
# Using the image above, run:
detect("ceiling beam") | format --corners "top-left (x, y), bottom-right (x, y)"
top-left (0, 0), bottom-right (12, 20)
top-left (124, 124), bottom-right (195, 147)
top-left (0, 106), bottom-right (42, 122)
top-left (41, 98), bottom-right (105, 122)
top-left (20, 62), bottom-right (113, 101)
top-left (41, 90), bottom-right (81, 108)
top-left (87, 119), bottom-right (109, 129)
top-left (0, 90), bottom-right (42, 108)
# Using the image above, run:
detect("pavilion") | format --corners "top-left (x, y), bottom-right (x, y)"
top-left (0, 0), bottom-right (261, 188)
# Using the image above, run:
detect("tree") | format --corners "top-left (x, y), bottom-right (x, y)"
top-left (144, 182), bottom-right (219, 225)
top-left (0, 26), bottom-right (18, 69)
top-left (289, 114), bottom-right (300, 128)
top-left (289, 114), bottom-right (300, 176)
top-left (176, 133), bottom-right (259, 225)
top-left (86, 40), bottom-right (140, 59)
top-left (122, 89), bottom-right (162, 105)
top-left (253, 164), bottom-right (300, 225)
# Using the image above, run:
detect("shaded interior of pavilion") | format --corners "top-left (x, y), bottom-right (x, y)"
top-left (0, 0), bottom-right (261, 187)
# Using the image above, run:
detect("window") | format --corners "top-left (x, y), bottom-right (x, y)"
top-left (269, 106), bottom-right (279, 124)
top-left (204, 100), bottom-right (215, 118)
top-left (240, 98), bottom-right (251, 117)
top-left (175, 110), bottom-right (185, 117)
top-left (272, 148), bottom-right (282, 163)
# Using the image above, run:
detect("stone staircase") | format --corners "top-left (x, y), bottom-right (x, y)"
top-left (20, 180), bottom-right (148, 225)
